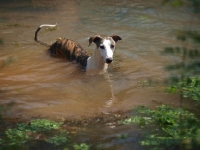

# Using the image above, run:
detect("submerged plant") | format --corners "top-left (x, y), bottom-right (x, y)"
top-left (28, 119), bottom-right (63, 131)
top-left (1, 119), bottom-right (65, 146)
top-left (73, 143), bottom-right (90, 150)
top-left (167, 77), bottom-right (200, 103)
top-left (45, 135), bottom-right (68, 146)
top-left (5, 129), bottom-right (29, 145)
top-left (119, 105), bottom-right (200, 149)
top-left (16, 119), bottom-right (63, 132)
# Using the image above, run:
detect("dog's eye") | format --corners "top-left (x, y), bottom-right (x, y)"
top-left (110, 44), bottom-right (114, 49)
top-left (100, 45), bottom-right (105, 49)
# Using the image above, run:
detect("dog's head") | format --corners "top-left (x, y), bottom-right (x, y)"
top-left (88, 35), bottom-right (122, 64)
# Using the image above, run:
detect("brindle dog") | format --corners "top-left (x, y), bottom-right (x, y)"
top-left (34, 24), bottom-right (122, 72)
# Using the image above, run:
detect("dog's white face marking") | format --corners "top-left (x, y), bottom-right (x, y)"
top-left (87, 35), bottom-right (122, 71)
top-left (98, 39), bottom-right (115, 63)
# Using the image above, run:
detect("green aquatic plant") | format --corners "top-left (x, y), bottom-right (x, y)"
top-left (162, 29), bottom-right (200, 104)
top-left (1, 119), bottom-right (65, 146)
top-left (119, 105), bottom-right (200, 149)
top-left (45, 135), bottom-right (68, 146)
top-left (167, 77), bottom-right (200, 103)
top-left (5, 128), bottom-right (29, 145)
top-left (73, 143), bottom-right (90, 150)
top-left (0, 118), bottom-right (92, 149)
top-left (17, 119), bottom-right (63, 132)
top-left (29, 119), bottom-right (63, 131)
top-left (118, 116), bottom-right (152, 126)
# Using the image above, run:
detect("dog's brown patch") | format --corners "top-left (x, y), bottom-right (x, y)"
top-left (49, 38), bottom-right (90, 69)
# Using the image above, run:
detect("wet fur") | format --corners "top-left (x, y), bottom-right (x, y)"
top-left (49, 38), bottom-right (89, 69)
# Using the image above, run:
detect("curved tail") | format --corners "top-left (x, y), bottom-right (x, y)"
top-left (34, 24), bottom-right (57, 47)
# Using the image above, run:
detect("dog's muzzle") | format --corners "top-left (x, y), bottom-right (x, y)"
top-left (106, 58), bottom-right (113, 64)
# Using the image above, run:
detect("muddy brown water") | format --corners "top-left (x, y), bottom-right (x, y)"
top-left (0, 0), bottom-right (199, 120)
top-left (1, 0), bottom-right (200, 149)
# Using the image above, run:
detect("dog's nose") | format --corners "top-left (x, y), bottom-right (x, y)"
top-left (106, 58), bottom-right (113, 64)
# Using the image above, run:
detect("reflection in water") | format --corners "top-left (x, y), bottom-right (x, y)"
top-left (28, 72), bottom-right (115, 117)
top-left (0, 0), bottom-right (199, 119)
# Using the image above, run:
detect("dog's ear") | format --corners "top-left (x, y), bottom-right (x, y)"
top-left (88, 35), bottom-right (103, 47)
top-left (110, 35), bottom-right (122, 42)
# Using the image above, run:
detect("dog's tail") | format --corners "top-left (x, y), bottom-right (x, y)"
top-left (34, 24), bottom-right (57, 47)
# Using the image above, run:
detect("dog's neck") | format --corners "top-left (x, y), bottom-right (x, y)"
top-left (86, 48), bottom-right (108, 72)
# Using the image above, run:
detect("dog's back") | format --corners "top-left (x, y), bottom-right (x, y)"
top-left (49, 38), bottom-right (90, 69)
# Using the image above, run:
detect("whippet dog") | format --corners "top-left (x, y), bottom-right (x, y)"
top-left (34, 24), bottom-right (122, 72)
